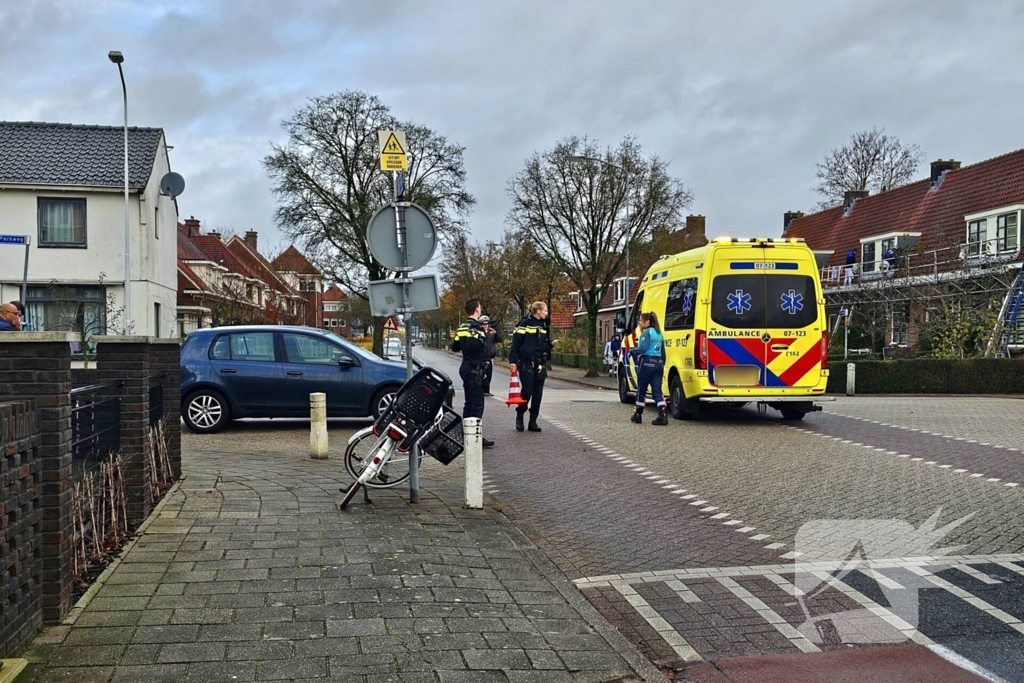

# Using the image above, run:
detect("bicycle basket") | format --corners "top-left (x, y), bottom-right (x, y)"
top-left (419, 405), bottom-right (464, 466)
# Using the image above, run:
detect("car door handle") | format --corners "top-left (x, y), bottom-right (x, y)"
top-left (287, 370), bottom-right (304, 377)
top-left (220, 369), bottom-right (237, 374)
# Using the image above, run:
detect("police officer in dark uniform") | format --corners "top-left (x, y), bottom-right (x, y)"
top-left (508, 301), bottom-right (558, 433)
top-left (451, 299), bottom-right (494, 449)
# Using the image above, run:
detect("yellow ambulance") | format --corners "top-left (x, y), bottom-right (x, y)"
top-left (619, 237), bottom-right (830, 421)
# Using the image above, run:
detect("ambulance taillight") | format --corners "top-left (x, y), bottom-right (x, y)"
top-left (820, 331), bottom-right (829, 366)
top-left (696, 330), bottom-right (708, 370)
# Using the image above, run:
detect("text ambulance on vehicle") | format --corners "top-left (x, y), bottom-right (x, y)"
top-left (619, 237), bottom-right (832, 421)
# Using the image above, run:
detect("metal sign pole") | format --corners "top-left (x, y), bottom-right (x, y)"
top-left (393, 170), bottom-right (419, 504)
top-left (22, 239), bottom-right (30, 330)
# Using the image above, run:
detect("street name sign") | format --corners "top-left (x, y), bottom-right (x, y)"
top-left (0, 235), bottom-right (30, 245)
top-left (378, 130), bottom-right (408, 171)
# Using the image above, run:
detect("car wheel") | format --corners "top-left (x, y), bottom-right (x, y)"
top-left (183, 389), bottom-right (231, 433)
top-left (618, 367), bottom-right (633, 404)
top-left (780, 408), bottom-right (806, 421)
top-left (371, 386), bottom-right (399, 419)
top-left (669, 374), bottom-right (696, 420)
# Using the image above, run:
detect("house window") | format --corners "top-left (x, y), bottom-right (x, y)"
top-left (614, 279), bottom-right (627, 302)
top-left (997, 213), bottom-right (1019, 253)
top-left (26, 286), bottom-right (106, 352)
top-left (38, 198), bottom-right (87, 247)
top-left (154, 303), bottom-right (161, 337)
top-left (323, 319), bottom-right (330, 328)
top-left (340, 303), bottom-right (350, 312)
top-left (862, 242), bottom-right (877, 273)
top-left (968, 218), bottom-right (987, 256)
top-left (337, 319), bottom-right (347, 328)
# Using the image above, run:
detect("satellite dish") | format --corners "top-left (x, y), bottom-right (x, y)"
top-left (159, 172), bottom-right (186, 198)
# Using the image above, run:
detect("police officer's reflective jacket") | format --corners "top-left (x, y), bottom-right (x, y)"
top-left (451, 318), bottom-right (488, 366)
top-left (508, 315), bottom-right (552, 368)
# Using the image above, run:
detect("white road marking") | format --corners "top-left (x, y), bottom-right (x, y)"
top-left (952, 564), bottom-right (1002, 585)
top-left (610, 581), bottom-right (701, 663)
top-left (717, 576), bottom-right (820, 653)
top-left (905, 566), bottom-right (1024, 634)
top-left (665, 578), bottom-right (703, 604)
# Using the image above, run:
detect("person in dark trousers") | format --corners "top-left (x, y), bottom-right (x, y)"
top-left (451, 299), bottom-right (494, 449)
top-left (609, 331), bottom-right (623, 376)
top-left (631, 311), bottom-right (668, 425)
top-left (479, 315), bottom-right (502, 396)
top-left (508, 301), bottom-right (558, 433)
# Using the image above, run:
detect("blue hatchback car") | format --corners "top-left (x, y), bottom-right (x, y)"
top-left (181, 325), bottom-right (413, 433)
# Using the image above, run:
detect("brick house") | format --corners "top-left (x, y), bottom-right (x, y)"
top-left (783, 153), bottom-right (1024, 355)
top-left (176, 218), bottom-right (306, 334)
top-left (271, 246), bottom-right (324, 329)
top-left (321, 284), bottom-right (353, 336)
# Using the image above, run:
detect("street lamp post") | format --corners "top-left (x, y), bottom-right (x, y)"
top-left (567, 155), bottom-right (632, 329)
top-left (108, 50), bottom-right (130, 335)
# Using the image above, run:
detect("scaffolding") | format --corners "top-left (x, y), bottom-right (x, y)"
top-left (820, 236), bottom-right (1024, 352)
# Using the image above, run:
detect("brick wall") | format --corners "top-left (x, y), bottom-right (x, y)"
top-left (0, 337), bottom-right (75, 624)
top-left (0, 401), bottom-right (43, 657)
top-left (147, 342), bottom-right (182, 480)
top-left (95, 341), bottom-right (153, 527)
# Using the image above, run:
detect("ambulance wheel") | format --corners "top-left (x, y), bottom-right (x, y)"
top-left (669, 375), bottom-right (697, 420)
top-left (618, 368), bottom-right (633, 404)
top-left (780, 409), bottom-right (806, 421)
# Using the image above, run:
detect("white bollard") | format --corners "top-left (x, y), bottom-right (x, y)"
top-left (846, 363), bottom-right (856, 397)
top-left (310, 392), bottom-right (329, 459)
top-left (463, 417), bottom-right (483, 509)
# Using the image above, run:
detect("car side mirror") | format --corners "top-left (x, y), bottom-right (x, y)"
top-left (338, 356), bottom-right (356, 368)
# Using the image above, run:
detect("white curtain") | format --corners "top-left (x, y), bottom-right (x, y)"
top-left (43, 202), bottom-right (77, 243)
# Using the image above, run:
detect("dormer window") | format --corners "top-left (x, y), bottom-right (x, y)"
top-left (964, 206), bottom-right (1021, 257)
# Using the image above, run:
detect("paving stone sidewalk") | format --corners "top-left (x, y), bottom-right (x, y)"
top-left (19, 423), bottom-right (662, 682)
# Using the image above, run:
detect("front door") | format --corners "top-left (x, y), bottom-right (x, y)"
top-left (279, 332), bottom-right (364, 415)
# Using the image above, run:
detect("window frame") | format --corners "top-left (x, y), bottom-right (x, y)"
top-left (862, 242), bottom-right (877, 273)
top-left (968, 218), bottom-right (988, 256)
top-left (37, 197), bottom-right (88, 248)
top-left (664, 277), bottom-right (699, 331)
top-left (208, 331), bottom-right (277, 362)
top-left (996, 212), bottom-right (1019, 253)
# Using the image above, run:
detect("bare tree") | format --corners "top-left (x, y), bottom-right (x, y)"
top-left (263, 90), bottom-right (474, 354)
top-left (506, 135), bottom-right (693, 376)
top-left (814, 127), bottom-right (924, 209)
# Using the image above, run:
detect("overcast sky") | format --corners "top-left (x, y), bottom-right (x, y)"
top-left (3, 0), bottom-right (1022, 258)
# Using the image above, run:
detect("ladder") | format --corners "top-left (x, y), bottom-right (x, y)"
top-left (987, 262), bottom-right (1024, 358)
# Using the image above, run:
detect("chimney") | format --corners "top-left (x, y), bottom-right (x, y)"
top-left (843, 189), bottom-right (868, 212)
top-left (685, 214), bottom-right (706, 237)
top-left (245, 231), bottom-right (258, 250)
top-left (207, 231), bottom-right (222, 240)
top-left (783, 211), bottom-right (804, 233)
top-left (183, 216), bottom-right (201, 237)
top-left (930, 158), bottom-right (961, 183)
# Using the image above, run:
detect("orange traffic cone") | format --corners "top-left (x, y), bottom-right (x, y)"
top-left (506, 367), bottom-right (528, 407)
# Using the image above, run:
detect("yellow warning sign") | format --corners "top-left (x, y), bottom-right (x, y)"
top-left (378, 130), bottom-right (408, 171)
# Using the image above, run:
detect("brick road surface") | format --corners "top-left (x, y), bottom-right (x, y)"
top-left (420, 350), bottom-right (1024, 681)
top-left (19, 418), bottom-right (663, 682)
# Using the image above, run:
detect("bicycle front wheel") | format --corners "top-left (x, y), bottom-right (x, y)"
top-left (344, 429), bottom-right (423, 489)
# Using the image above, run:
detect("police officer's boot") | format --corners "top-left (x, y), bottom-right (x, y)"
top-left (631, 407), bottom-right (643, 424)
top-left (528, 417), bottom-right (542, 432)
top-left (652, 407), bottom-right (669, 426)
top-left (515, 411), bottom-right (525, 432)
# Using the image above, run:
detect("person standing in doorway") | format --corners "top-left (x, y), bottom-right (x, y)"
top-left (479, 315), bottom-right (502, 397)
top-left (630, 312), bottom-right (668, 425)
top-left (843, 250), bottom-right (856, 287)
top-left (508, 301), bottom-right (558, 433)
top-left (451, 299), bottom-right (494, 449)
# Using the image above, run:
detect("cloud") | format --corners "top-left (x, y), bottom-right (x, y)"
top-left (2, 0), bottom-right (1023, 253)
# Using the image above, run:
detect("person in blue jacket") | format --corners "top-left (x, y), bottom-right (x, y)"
top-left (630, 312), bottom-right (668, 425)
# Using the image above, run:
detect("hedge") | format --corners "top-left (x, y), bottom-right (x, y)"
top-left (827, 359), bottom-right (1024, 394)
